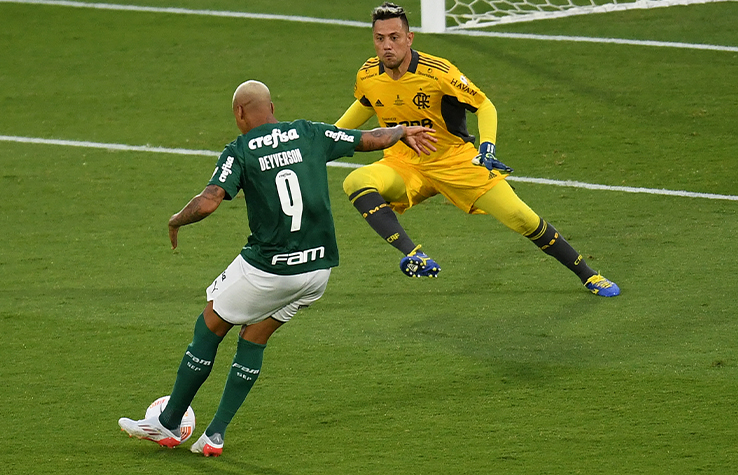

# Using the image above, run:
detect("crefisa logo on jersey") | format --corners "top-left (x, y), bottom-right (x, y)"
top-left (218, 156), bottom-right (235, 183)
top-left (325, 130), bottom-right (355, 143)
top-left (249, 128), bottom-right (300, 150)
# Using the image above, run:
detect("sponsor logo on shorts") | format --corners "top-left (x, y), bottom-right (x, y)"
top-left (271, 246), bottom-right (325, 266)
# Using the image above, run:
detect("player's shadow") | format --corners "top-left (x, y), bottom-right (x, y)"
top-left (407, 292), bottom-right (607, 379)
top-left (188, 458), bottom-right (295, 475)
top-left (135, 447), bottom-right (296, 475)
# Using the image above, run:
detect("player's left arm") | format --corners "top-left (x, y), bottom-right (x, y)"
top-left (438, 63), bottom-right (513, 173)
top-left (472, 98), bottom-right (513, 173)
top-left (168, 184), bottom-right (226, 249)
top-left (475, 98), bottom-right (498, 145)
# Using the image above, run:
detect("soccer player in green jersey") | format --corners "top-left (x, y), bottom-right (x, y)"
top-left (335, 2), bottom-right (619, 296)
top-left (118, 80), bottom-right (436, 456)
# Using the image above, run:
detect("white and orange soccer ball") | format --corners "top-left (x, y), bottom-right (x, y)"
top-left (145, 395), bottom-right (196, 443)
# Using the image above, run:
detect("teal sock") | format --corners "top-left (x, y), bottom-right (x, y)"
top-left (159, 313), bottom-right (224, 430)
top-left (205, 337), bottom-right (266, 438)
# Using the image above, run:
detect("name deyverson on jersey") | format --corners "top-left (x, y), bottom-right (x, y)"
top-left (258, 148), bottom-right (303, 172)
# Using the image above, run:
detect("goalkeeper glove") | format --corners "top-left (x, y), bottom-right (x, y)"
top-left (471, 142), bottom-right (513, 173)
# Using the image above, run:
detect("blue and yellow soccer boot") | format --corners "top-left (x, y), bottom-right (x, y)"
top-left (400, 245), bottom-right (440, 278)
top-left (584, 274), bottom-right (620, 297)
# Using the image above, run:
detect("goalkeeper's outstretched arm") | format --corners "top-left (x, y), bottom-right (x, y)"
top-left (472, 99), bottom-right (513, 173)
top-left (336, 100), bottom-right (376, 129)
top-left (474, 98), bottom-right (498, 144)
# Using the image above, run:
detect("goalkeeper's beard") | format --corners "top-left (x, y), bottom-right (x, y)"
top-left (381, 55), bottom-right (402, 70)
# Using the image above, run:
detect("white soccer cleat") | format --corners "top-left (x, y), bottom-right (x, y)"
top-left (118, 415), bottom-right (182, 448)
top-left (190, 432), bottom-right (224, 457)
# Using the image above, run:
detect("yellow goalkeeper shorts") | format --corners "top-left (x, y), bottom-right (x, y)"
top-left (344, 146), bottom-right (507, 214)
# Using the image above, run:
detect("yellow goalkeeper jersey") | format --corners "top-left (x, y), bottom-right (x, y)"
top-left (353, 49), bottom-right (488, 162)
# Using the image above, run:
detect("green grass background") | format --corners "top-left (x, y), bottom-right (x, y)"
top-left (1, 1), bottom-right (737, 474)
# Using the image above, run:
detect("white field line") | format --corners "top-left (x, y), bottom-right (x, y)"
top-left (451, 30), bottom-right (738, 52)
top-left (2, 0), bottom-right (738, 52)
top-left (2, 135), bottom-right (736, 201)
top-left (0, 0), bottom-right (371, 27)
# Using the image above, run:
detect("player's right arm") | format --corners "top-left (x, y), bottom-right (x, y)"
top-left (335, 99), bottom-right (376, 129)
top-left (168, 184), bottom-right (226, 249)
top-left (356, 125), bottom-right (437, 155)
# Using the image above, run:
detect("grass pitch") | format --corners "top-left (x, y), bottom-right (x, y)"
top-left (1, 1), bottom-right (737, 474)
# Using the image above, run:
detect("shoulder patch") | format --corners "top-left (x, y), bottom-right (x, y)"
top-left (417, 53), bottom-right (451, 74)
top-left (360, 57), bottom-right (381, 72)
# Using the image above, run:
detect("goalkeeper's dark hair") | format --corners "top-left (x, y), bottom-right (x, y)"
top-left (371, 2), bottom-right (409, 30)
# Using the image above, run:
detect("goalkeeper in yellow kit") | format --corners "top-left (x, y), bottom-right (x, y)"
top-left (335, 2), bottom-right (619, 296)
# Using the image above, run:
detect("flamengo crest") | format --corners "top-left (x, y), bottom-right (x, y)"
top-left (413, 91), bottom-right (431, 109)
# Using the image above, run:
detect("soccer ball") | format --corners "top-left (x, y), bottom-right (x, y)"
top-left (145, 395), bottom-right (196, 443)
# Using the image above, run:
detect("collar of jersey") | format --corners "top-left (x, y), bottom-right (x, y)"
top-left (379, 49), bottom-right (420, 76)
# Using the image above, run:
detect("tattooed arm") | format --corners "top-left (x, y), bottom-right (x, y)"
top-left (168, 184), bottom-right (226, 249)
top-left (356, 125), bottom-right (437, 156)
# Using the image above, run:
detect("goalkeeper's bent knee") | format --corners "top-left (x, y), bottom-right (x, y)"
top-left (473, 181), bottom-right (540, 235)
top-left (343, 167), bottom-right (382, 202)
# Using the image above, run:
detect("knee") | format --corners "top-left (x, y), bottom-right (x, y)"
top-left (475, 184), bottom-right (540, 235)
top-left (487, 205), bottom-right (538, 235)
top-left (343, 166), bottom-right (379, 199)
top-left (507, 210), bottom-right (540, 236)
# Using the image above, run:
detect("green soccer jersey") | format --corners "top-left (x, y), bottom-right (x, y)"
top-left (208, 120), bottom-right (361, 275)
